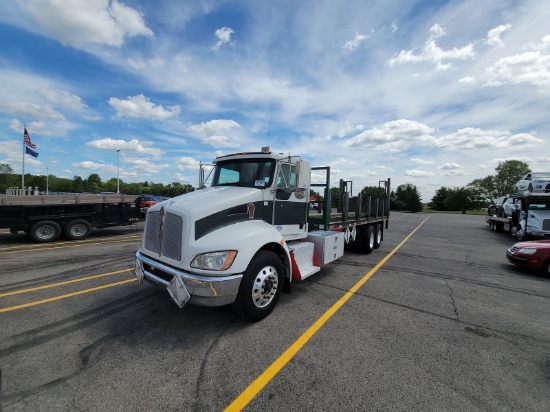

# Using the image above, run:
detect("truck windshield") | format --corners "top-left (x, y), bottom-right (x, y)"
top-left (212, 159), bottom-right (275, 188)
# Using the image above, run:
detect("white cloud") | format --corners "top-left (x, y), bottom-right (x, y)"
top-left (483, 43), bottom-right (550, 89)
top-left (344, 119), bottom-right (434, 151)
top-left (175, 156), bottom-right (201, 171)
top-left (404, 169), bottom-right (435, 177)
top-left (343, 33), bottom-right (369, 51)
top-left (25, 0), bottom-right (153, 48)
top-left (435, 128), bottom-right (543, 150)
top-left (0, 101), bottom-right (65, 120)
top-left (108, 95), bottom-right (180, 120)
top-left (410, 158), bottom-right (434, 165)
top-left (387, 24), bottom-right (476, 69)
top-left (486, 24), bottom-right (512, 48)
top-left (437, 163), bottom-right (463, 170)
top-left (87, 138), bottom-right (164, 159)
top-left (187, 119), bottom-right (241, 148)
top-left (38, 88), bottom-right (88, 111)
top-left (212, 27), bottom-right (235, 50)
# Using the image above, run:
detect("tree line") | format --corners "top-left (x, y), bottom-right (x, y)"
top-left (2, 162), bottom-right (425, 211)
top-left (0, 164), bottom-right (194, 197)
top-left (429, 160), bottom-right (530, 213)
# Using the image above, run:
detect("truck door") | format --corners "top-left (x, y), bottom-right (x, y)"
top-left (272, 160), bottom-right (309, 240)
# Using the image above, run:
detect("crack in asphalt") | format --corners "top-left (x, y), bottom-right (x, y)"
top-left (305, 278), bottom-right (550, 347)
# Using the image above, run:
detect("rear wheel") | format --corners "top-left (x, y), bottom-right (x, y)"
top-left (64, 219), bottom-right (92, 240)
top-left (232, 251), bottom-right (284, 321)
top-left (355, 225), bottom-right (374, 254)
top-left (29, 221), bottom-right (61, 243)
top-left (373, 223), bottom-right (382, 248)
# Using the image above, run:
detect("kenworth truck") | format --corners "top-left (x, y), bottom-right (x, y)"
top-left (487, 192), bottom-right (550, 241)
top-left (134, 149), bottom-right (390, 321)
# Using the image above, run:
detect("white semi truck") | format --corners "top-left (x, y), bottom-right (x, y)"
top-left (134, 149), bottom-right (390, 320)
top-left (487, 192), bottom-right (550, 240)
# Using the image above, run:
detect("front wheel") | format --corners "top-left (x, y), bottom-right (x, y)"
top-left (516, 225), bottom-right (526, 241)
top-left (542, 260), bottom-right (550, 277)
top-left (232, 251), bottom-right (284, 321)
top-left (29, 221), bottom-right (61, 243)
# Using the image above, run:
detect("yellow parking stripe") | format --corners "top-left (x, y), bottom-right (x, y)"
top-left (224, 216), bottom-right (430, 411)
top-left (0, 268), bottom-right (133, 298)
top-left (0, 238), bottom-right (141, 255)
top-left (0, 279), bottom-right (137, 313)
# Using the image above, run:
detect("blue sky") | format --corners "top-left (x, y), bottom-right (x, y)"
top-left (0, 0), bottom-right (549, 201)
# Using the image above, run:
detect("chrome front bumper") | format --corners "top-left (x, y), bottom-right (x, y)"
top-left (135, 250), bottom-right (243, 307)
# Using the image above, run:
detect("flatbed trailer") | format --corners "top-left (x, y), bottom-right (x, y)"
top-left (0, 194), bottom-right (141, 242)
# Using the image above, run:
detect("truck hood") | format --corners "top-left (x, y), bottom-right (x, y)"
top-left (148, 186), bottom-right (265, 222)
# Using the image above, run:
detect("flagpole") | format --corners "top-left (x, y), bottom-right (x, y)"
top-left (22, 125), bottom-right (25, 190)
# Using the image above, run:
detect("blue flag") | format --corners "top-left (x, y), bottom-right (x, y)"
top-left (26, 145), bottom-right (39, 158)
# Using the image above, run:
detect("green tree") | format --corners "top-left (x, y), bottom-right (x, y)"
top-left (395, 184), bottom-right (422, 213)
top-left (361, 185), bottom-right (386, 198)
top-left (0, 164), bottom-right (14, 174)
top-left (468, 160), bottom-right (530, 201)
top-left (430, 186), bottom-right (449, 211)
top-left (84, 173), bottom-right (102, 192)
top-left (444, 187), bottom-right (483, 213)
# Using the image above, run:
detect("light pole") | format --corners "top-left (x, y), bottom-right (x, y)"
top-left (116, 149), bottom-right (121, 193)
top-left (46, 166), bottom-right (49, 194)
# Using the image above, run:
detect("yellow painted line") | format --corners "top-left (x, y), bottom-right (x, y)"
top-left (0, 278), bottom-right (137, 313)
top-left (0, 234), bottom-right (141, 251)
top-left (0, 237), bottom-right (141, 255)
top-left (225, 216), bottom-right (430, 411)
top-left (0, 268), bottom-right (133, 298)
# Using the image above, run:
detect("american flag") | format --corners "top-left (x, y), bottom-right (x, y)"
top-left (24, 128), bottom-right (36, 148)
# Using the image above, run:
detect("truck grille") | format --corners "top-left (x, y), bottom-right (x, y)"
top-left (143, 210), bottom-right (184, 261)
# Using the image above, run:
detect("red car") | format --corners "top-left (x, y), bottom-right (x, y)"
top-left (506, 240), bottom-right (550, 275)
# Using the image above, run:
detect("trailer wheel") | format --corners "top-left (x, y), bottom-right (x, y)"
top-left (373, 223), bottom-right (382, 249)
top-left (232, 250), bottom-right (283, 321)
top-left (29, 221), bottom-right (61, 243)
top-left (355, 224), bottom-right (374, 254)
top-left (64, 219), bottom-right (92, 240)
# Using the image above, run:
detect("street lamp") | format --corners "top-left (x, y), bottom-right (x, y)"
top-left (116, 149), bottom-right (121, 193)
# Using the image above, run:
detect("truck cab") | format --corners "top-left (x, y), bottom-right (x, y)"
top-left (134, 149), bottom-right (390, 321)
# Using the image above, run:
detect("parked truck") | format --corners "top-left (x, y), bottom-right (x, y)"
top-left (487, 192), bottom-right (550, 240)
top-left (0, 193), bottom-right (141, 242)
top-left (134, 148), bottom-right (390, 321)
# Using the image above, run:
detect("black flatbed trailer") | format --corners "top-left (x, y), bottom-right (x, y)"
top-left (0, 194), bottom-right (141, 242)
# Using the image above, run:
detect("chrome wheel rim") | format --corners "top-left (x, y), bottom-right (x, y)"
top-left (252, 265), bottom-right (279, 308)
top-left (37, 225), bottom-right (55, 240)
top-left (71, 224), bottom-right (88, 237)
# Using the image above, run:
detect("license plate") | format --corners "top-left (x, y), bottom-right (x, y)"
top-left (167, 276), bottom-right (191, 308)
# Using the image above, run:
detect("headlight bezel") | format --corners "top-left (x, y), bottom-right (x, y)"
top-left (190, 250), bottom-right (238, 271)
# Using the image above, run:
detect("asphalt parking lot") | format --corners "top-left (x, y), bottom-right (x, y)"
top-left (0, 213), bottom-right (549, 411)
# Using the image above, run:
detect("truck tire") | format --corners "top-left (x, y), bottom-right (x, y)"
top-left (64, 219), bottom-right (92, 240)
top-left (373, 223), bottom-right (382, 249)
top-left (516, 225), bottom-right (525, 241)
top-left (232, 250), bottom-right (284, 321)
top-left (355, 224), bottom-right (374, 254)
top-left (30, 221), bottom-right (61, 243)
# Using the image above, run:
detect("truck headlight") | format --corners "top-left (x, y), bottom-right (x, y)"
top-left (191, 251), bottom-right (237, 270)
top-left (526, 225), bottom-right (537, 233)
top-left (518, 247), bottom-right (537, 255)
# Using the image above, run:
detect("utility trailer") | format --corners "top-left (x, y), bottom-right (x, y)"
top-left (487, 192), bottom-right (550, 240)
top-left (0, 193), bottom-right (141, 242)
top-left (135, 149), bottom-right (390, 321)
